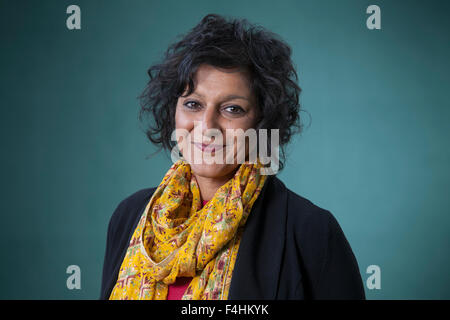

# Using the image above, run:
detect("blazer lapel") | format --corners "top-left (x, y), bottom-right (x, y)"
top-left (228, 175), bottom-right (288, 299)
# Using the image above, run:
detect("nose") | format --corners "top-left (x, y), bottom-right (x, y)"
top-left (199, 106), bottom-right (221, 139)
top-left (202, 105), bottom-right (218, 129)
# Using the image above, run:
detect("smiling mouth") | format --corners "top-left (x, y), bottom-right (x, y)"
top-left (192, 142), bottom-right (225, 153)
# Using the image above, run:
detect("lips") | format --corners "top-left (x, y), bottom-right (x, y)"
top-left (192, 142), bottom-right (224, 153)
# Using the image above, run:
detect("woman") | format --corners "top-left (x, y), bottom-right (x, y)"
top-left (100, 14), bottom-right (365, 300)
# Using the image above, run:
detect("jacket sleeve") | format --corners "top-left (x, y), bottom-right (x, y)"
top-left (313, 211), bottom-right (366, 299)
top-left (99, 198), bottom-right (127, 300)
top-left (99, 187), bottom-right (156, 300)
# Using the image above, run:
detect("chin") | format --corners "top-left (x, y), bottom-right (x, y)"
top-left (188, 162), bottom-right (240, 180)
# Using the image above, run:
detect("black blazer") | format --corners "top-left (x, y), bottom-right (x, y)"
top-left (100, 175), bottom-right (366, 300)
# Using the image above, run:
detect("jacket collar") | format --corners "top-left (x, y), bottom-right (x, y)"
top-left (228, 175), bottom-right (288, 299)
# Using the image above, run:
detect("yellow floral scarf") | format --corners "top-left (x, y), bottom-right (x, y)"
top-left (109, 159), bottom-right (267, 300)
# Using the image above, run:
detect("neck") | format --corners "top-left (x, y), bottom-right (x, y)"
top-left (194, 172), bottom-right (235, 202)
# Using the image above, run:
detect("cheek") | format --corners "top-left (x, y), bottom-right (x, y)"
top-left (225, 115), bottom-right (259, 156)
top-left (174, 107), bottom-right (194, 156)
top-left (225, 115), bottom-right (257, 135)
top-left (175, 107), bottom-right (193, 130)
top-left (232, 106), bottom-right (259, 130)
top-left (175, 107), bottom-right (186, 129)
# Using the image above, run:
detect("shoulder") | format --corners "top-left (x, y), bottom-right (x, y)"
top-left (288, 187), bottom-right (336, 231)
top-left (271, 177), bottom-right (365, 299)
top-left (108, 187), bottom-right (157, 235)
top-left (270, 176), bottom-right (335, 228)
top-left (269, 176), bottom-right (344, 248)
top-left (100, 187), bottom-right (157, 299)
top-left (114, 187), bottom-right (156, 212)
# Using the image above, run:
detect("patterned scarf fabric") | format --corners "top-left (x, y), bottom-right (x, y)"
top-left (109, 159), bottom-right (268, 300)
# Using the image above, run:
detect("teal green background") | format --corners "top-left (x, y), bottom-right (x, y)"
top-left (1, 0), bottom-right (449, 299)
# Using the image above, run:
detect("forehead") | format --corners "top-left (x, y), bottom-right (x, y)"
top-left (188, 64), bottom-right (253, 98)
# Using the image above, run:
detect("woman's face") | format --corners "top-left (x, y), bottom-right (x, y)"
top-left (175, 63), bottom-right (259, 181)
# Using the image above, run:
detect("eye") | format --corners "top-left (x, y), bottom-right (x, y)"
top-left (223, 105), bottom-right (245, 115)
top-left (183, 100), bottom-right (201, 110)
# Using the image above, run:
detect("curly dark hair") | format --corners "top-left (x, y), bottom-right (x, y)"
top-left (138, 13), bottom-right (303, 172)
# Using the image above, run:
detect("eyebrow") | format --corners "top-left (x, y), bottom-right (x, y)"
top-left (189, 92), bottom-right (250, 102)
